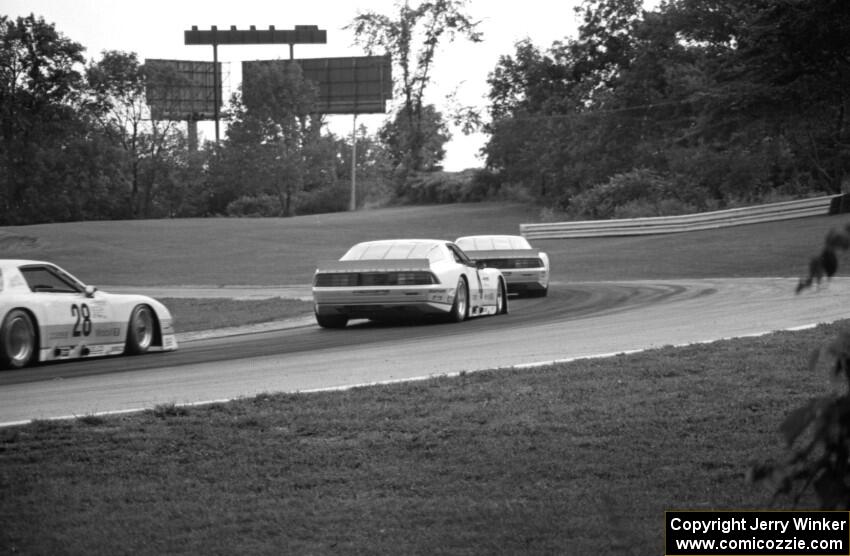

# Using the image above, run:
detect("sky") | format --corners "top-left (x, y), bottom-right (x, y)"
top-left (4, 0), bottom-right (589, 170)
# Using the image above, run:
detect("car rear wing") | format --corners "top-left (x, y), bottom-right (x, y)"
top-left (462, 249), bottom-right (540, 260)
top-left (314, 258), bottom-right (433, 273)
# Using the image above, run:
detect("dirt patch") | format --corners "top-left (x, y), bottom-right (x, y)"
top-left (0, 233), bottom-right (39, 251)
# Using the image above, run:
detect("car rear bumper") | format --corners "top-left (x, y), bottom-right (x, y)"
top-left (313, 286), bottom-right (454, 318)
top-left (499, 270), bottom-right (549, 292)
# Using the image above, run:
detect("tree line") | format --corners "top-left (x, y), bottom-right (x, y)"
top-left (481, 0), bottom-right (850, 218)
top-left (2, 1), bottom-right (849, 226)
top-left (0, 4), bottom-right (467, 226)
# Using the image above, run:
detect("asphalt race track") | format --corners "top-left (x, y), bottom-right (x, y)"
top-left (1, 277), bottom-right (849, 425)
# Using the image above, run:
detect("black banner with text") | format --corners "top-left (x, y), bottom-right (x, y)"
top-left (665, 511), bottom-right (850, 556)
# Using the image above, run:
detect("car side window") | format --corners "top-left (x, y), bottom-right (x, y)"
top-left (20, 266), bottom-right (82, 294)
top-left (447, 244), bottom-right (471, 265)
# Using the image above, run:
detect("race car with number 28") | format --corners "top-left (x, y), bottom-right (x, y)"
top-left (312, 239), bottom-right (509, 328)
top-left (0, 260), bottom-right (178, 370)
top-left (455, 235), bottom-right (550, 297)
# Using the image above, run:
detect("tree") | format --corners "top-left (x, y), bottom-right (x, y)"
top-left (348, 0), bottom-right (481, 172)
top-left (379, 103), bottom-right (449, 172)
top-left (209, 62), bottom-right (321, 216)
top-left (0, 14), bottom-right (86, 224)
top-left (86, 50), bottom-right (181, 218)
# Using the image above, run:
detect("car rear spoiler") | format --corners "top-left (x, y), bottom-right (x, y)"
top-left (315, 258), bottom-right (432, 273)
top-left (462, 249), bottom-right (540, 259)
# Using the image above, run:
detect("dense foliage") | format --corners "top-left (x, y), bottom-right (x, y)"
top-left (483, 0), bottom-right (850, 216)
top-left (754, 223), bottom-right (850, 508)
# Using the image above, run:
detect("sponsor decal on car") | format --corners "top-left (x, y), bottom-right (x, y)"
top-left (89, 300), bottom-right (108, 320)
top-left (94, 326), bottom-right (121, 338)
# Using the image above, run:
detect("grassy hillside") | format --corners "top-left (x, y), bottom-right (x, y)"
top-left (2, 202), bottom-right (845, 286)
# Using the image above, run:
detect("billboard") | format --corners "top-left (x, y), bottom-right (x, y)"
top-left (242, 55), bottom-right (392, 115)
top-left (144, 59), bottom-right (221, 121)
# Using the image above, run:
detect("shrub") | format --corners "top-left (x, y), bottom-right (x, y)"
top-left (225, 194), bottom-right (283, 217)
top-left (566, 168), bottom-right (711, 219)
top-left (395, 170), bottom-right (495, 204)
top-left (295, 183), bottom-right (350, 215)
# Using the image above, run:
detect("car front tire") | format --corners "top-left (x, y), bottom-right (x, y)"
top-left (1, 309), bottom-right (36, 370)
top-left (126, 305), bottom-right (155, 354)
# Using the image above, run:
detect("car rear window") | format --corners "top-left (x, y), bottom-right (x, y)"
top-left (458, 236), bottom-right (531, 250)
top-left (342, 242), bottom-right (445, 263)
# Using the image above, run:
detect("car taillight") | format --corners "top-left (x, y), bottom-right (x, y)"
top-left (478, 258), bottom-right (543, 269)
top-left (314, 273), bottom-right (358, 287)
top-left (396, 271), bottom-right (438, 285)
top-left (314, 271), bottom-right (438, 286)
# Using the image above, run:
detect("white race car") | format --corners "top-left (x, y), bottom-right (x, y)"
top-left (455, 235), bottom-right (550, 297)
top-left (0, 259), bottom-right (177, 370)
top-left (312, 239), bottom-right (509, 328)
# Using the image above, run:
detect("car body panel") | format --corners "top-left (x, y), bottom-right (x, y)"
top-left (455, 235), bottom-right (550, 295)
top-left (312, 239), bottom-right (506, 324)
top-left (0, 259), bottom-right (177, 366)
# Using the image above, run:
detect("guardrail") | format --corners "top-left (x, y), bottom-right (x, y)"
top-left (520, 195), bottom-right (844, 240)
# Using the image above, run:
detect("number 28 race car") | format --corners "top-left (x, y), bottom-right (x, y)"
top-left (455, 235), bottom-right (550, 297)
top-left (312, 239), bottom-right (509, 328)
top-left (0, 259), bottom-right (178, 370)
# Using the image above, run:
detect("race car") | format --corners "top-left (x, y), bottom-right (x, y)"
top-left (455, 235), bottom-right (550, 297)
top-left (0, 259), bottom-right (177, 370)
top-left (312, 239), bottom-right (508, 328)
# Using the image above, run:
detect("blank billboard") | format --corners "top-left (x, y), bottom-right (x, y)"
top-left (242, 55), bottom-right (392, 115)
top-left (144, 59), bottom-right (221, 121)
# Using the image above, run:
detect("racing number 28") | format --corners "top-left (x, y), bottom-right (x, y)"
top-left (71, 303), bottom-right (92, 337)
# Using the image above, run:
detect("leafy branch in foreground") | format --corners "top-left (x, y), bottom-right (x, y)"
top-left (754, 221), bottom-right (850, 508)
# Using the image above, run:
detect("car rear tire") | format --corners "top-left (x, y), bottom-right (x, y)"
top-left (497, 279), bottom-right (508, 314)
top-left (126, 305), bottom-right (155, 355)
top-left (1, 310), bottom-right (36, 370)
top-left (316, 312), bottom-right (348, 329)
top-left (449, 277), bottom-right (469, 323)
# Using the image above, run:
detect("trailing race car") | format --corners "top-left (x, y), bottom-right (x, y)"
top-left (455, 235), bottom-right (550, 297)
top-left (312, 239), bottom-right (509, 328)
top-left (0, 259), bottom-right (177, 370)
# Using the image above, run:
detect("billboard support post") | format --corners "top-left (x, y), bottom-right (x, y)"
top-left (351, 114), bottom-right (357, 211)
top-left (213, 41), bottom-right (219, 143)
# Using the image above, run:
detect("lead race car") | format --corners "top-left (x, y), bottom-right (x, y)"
top-left (0, 259), bottom-right (177, 370)
top-left (455, 235), bottom-right (550, 297)
top-left (312, 239), bottom-right (509, 328)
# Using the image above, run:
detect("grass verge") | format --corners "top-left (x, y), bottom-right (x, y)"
top-left (1, 321), bottom-right (840, 554)
top-left (161, 297), bottom-right (314, 332)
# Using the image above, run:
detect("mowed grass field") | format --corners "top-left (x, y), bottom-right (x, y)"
top-left (2, 203), bottom-right (850, 554)
top-left (0, 201), bottom-right (840, 286)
